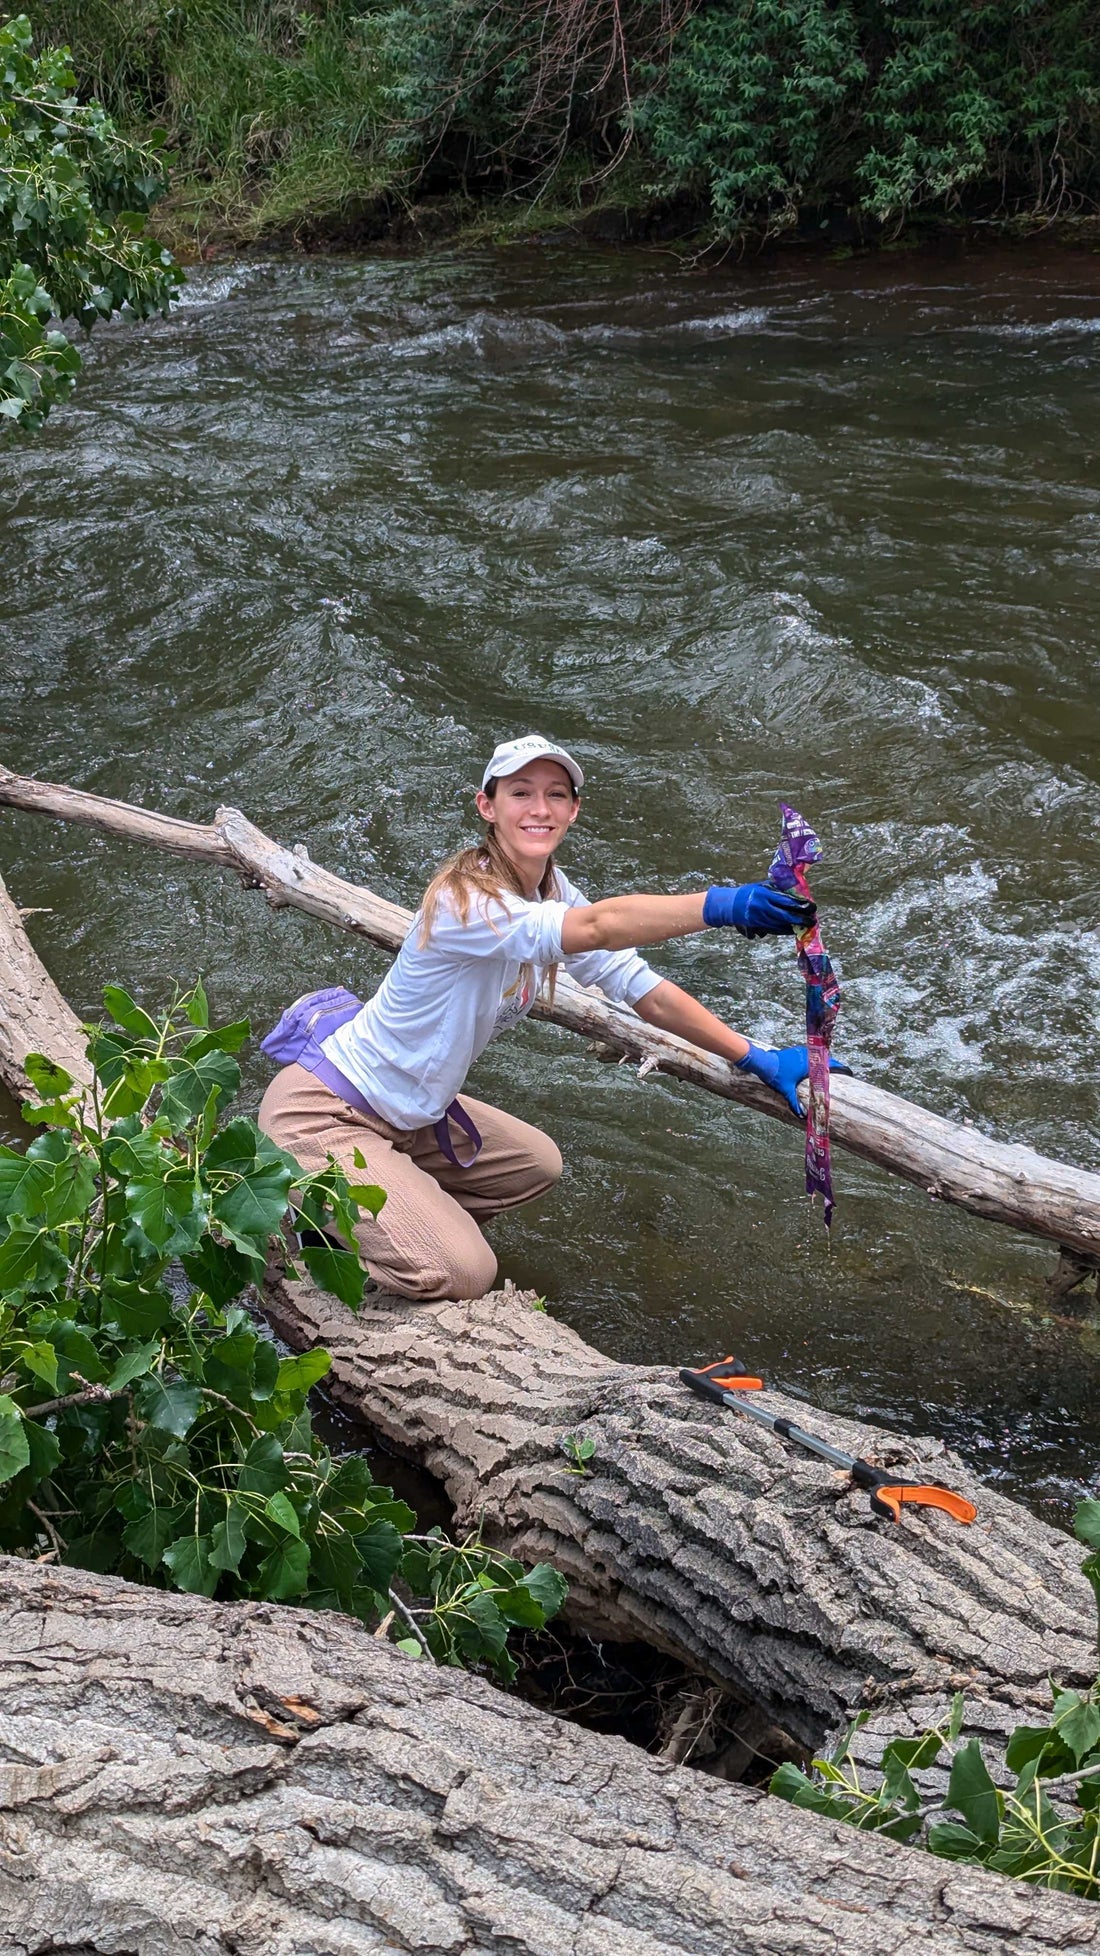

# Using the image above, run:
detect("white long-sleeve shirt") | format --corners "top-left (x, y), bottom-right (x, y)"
top-left (321, 868), bottom-right (662, 1130)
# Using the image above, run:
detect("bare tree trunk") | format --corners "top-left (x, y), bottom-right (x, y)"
top-left (2, 1556), bottom-right (1097, 1956)
top-left (3, 761), bottom-right (1100, 1262)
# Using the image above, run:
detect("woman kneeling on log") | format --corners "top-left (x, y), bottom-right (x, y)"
top-left (259, 734), bottom-right (838, 1300)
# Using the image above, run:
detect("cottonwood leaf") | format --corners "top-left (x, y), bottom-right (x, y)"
top-left (927, 1820), bottom-right (986, 1862)
top-left (159, 1049), bottom-right (239, 1127)
top-left (0, 1222), bottom-right (69, 1294)
top-left (0, 1397), bottom-right (30, 1486)
top-left (345, 1182), bottom-right (386, 1218)
top-left (1074, 1498), bottom-right (1100, 1552)
top-left (162, 1532), bottom-right (218, 1596)
top-left (275, 1349), bottom-right (332, 1395)
top-left (354, 1519), bottom-right (404, 1591)
top-left (136, 1375), bottom-right (202, 1438)
top-left (0, 1147), bottom-right (54, 1220)
top-left (108, 1339), bottom-right (159, 1391)
top-left (124, 1172), bottom-right (209, 1256)
top-left (516, 1562), bottom-right (567, 1619)
top-left (123, 1505), bottom-right (178, 1571)
top-left (946, 1739), bottom-right (1001, 1844)
top-left (264, 1491), bottom-right (301, 1538)
top-left (211, 1161), bottom-right (294, 1244)
top-left (23, 1054), bottom-right (74, 1099)
top-left (258, 1536), bottom-right (310, 1600)
top-left (180, 1236), bottom-right (255, 1310)
top-left (184, 980), bottom-right (209, 1028)
top-left (238, 1433), bottom-right (287, 1496)
top-left (1053, 1690), bottom-right (1100, 1766)
top-left (102, 985), bottom-right (160, 1040)
top-left (38, 1151), bottom-right (97, 1228)
top-left (209, 1502), bottom-right (248, 1573)
top-left (19, 1340), bottom-right (58, 1390)
top-left (299, 1240), bottom-right (365, 1310)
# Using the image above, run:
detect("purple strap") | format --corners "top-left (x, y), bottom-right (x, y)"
top-left (432, 1099), bottom-right (483, 1168)
top-left (261, 986), bottom-right (482, 1168)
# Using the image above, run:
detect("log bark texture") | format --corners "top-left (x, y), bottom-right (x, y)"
top-left (263, 1264), bottom-right (1097, 1762)
top-left (1, 1555), bottom-right (1097, 1956)
top-left (4, 761), bottom-right (1100, 1260)
top-left (0, 868), bottom-right (89, 1095)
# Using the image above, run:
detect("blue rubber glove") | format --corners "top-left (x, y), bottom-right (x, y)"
top-left (703, 883), bottom-right (816, 938)
top-left (737, 1042), bottom-right (852, 1117)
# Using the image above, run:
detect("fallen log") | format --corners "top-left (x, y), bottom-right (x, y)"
top-left (1, 856), bottom-right (1096, 1767)
top-left (2, 1556), bottom-right (1097, 1956)
top-left (3, 761), bottom-right (1100, 1263)
top-left (0, 868), bottom-right (89, 1092)
top-left (263, 1261), bottom-right (1096, 1759)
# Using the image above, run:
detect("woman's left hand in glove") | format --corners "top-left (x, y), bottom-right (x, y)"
top-left (736, 1041), bottom-right (852, 1116)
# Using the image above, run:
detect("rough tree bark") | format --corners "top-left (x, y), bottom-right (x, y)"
top-left (4, 761), bottom-right (1100, 1263)
top-left (0, 868), bottom-right (89, 1092)
top-left (263, 1262), bottom-right (1097, 1762)
top-left (2, 1556), bottom-right (1098, 1956)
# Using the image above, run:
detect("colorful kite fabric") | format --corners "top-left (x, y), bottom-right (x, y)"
top-left (768, 803), bottom-right (841, 1227)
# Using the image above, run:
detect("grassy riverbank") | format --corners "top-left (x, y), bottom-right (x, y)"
top-left (24, 0), bottom-right (1100, 255)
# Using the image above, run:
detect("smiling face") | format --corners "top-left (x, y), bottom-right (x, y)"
top-left (475, 758), bottom-right (580, 891)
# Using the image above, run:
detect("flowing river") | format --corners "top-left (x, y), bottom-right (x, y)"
top-left (2, 243), bottom-right (1098, 1522)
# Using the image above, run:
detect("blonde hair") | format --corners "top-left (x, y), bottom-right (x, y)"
top-left (418, 780), bottom-right (571, 1000)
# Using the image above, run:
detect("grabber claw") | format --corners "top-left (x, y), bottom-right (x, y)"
top-left (694, 1357), bottom-right (764, 1392)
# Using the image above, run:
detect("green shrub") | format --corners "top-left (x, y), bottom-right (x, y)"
top-left (0, 981), bottom-right (566, 1677)
top-left (0, 12), bottom-right (181, 428)
top-left (771, 1500), bottom-right (1100, 1896)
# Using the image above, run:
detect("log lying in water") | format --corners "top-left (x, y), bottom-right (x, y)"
top-left (3, 760), bottom-right (1100, 1261)
top-left (3, 1555), bottom-right (1098, 1956)
top-left (264, 1259), bottom-right (1097, 1758)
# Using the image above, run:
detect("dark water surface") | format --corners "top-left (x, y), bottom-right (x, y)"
top-left (2, 243), bottom-right (1099, 1523)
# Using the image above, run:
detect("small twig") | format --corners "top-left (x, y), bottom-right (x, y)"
top-left (27, 1499), bottom-right (66, 1556)
top-left (387, 1589), bottom-right (436, 1662)
top-left (22, 1383), bottom-right (127, 1419)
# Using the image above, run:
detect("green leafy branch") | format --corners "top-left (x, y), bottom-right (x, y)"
top-left (0, 13), bottom-right (182, 430)
top-left (0, 980), bottom-right (566, 1676)
top-left (771, 1499), bottom-right (1100, 1897)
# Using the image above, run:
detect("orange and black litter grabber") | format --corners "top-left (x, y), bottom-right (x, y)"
top-left (679, 1359), bottom-right (977, 1526)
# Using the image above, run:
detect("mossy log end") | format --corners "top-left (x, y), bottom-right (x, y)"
top-left (265, 1259), bottom-right (1096, 1759)
top-left (2, 1555), bottom-right (1098, 1956)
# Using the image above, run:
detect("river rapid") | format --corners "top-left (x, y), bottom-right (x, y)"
top-left (2, 242), bottom-right (1098, 1522)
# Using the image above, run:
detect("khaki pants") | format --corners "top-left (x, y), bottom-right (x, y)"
top-left (257, 1063), bottom-right (562, 1301)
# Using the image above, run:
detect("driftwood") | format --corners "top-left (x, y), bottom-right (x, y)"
top-left (3, 761), bottom-right (1100, 1264)
top-left (2, 1556), bottom-right (1099, 1956)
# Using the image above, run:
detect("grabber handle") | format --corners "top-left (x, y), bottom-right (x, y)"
top-left (850, 1458), bottom-right (976, 1526)
top-left (680, 1361), bottom-right (764, 1406)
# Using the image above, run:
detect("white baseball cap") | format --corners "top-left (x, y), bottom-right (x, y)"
top-left (480, 733), bottom-right (584, 793)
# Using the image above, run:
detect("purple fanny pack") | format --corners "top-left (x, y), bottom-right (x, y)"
top-left (260, 987), bottom-right (482, 1169)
